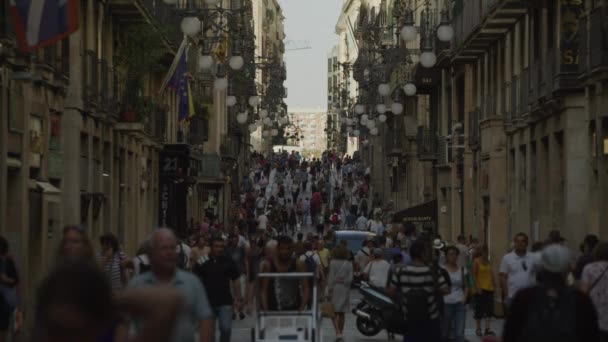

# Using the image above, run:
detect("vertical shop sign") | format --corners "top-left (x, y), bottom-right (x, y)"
top-left (560, 0), bottom-right (584, 69)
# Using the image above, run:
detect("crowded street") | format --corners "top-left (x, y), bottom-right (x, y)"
top-left (2, 0), bottom-right (608, 341)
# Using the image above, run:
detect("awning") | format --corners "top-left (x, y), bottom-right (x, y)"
top-left (28, 181), bottom-right (61, 202)
top-left (392, 200), bottom-right (437, 223)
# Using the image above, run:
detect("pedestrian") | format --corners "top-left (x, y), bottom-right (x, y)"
top-left (98, 233), bottom-right (128, 291)
top-left (387, 239), bottom-right (450, 342)
top-left (580, 241), bottom-right (608, 341)
top-left (503, 244), bottom-right (599, 342)
top-left (128, 228), bottom-right (214, 342)
top-left (574, 234), bottom-right (599, 281)
top-left (363, 248), bottom-right (391, 288)
top-left (454, 235), bottom-right (469, 269)
top-left (260, 236), bottom-right (310, 311)
top-left (0, 237), bottom-right (17, 342)
top-left (57, 225), bottom-right (94, 261)
top-left (194, 237), bottom-right (243, 342)
top-left (33, 258), bottom-right (183, 342)
top-left (327, 245), bottom-right (353, 342)
top-left (131, 240), bottom-right (152, 276)
top-left (499, 232), bottom-right (535, 309)
top-left (472, 244), bottom-right (496, 337)
top-left (441, 246), bottom-right (468, 342)
top-left (225, 233), bottom-right (248, 320)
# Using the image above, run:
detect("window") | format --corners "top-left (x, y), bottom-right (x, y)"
top-left (533, 9), bottom-right (541, 60)
top-left (8, 81), bottom-right (24, 131)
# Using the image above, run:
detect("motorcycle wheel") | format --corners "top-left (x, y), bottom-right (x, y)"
top-left (355, 316), bottom-right (382, 337)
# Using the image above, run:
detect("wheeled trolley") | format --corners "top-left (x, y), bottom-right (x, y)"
top-left (251, 272), bottom-right (322, 342)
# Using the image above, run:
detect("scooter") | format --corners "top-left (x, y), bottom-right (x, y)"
top-left (351, 281), bottom-right (405, 338)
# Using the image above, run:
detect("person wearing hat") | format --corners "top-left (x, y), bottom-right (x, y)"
top-left (503, 244), bottom-right (599, 342)
top-left (362, 248), bottom-right (391, 288)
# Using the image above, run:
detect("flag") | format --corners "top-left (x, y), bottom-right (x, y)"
top-left (159, 37), bottom-right (187, 94)
top-left (174, 53), bottom-right (194, 122)
top-left (10, 0), bottom-right (80, 52)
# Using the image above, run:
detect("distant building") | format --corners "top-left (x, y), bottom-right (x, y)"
top-left (289, 110), bottom-right (327, 158)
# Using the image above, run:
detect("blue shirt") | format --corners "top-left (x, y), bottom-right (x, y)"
top-left (128, 270), bottom-right (213, 342)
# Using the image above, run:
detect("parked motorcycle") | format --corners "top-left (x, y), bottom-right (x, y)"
top-left (351, 281), bottom-right (405, 337)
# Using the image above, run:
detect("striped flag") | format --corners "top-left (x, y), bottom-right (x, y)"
top-left (10, 0), bottom-right (80, 52)
top-left (159, 37), bottom-right (187, 94)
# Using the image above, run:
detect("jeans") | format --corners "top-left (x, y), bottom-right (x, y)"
top-left (213, 305), bottom-right (233, 342)
top-left (441, 303), bottom-right (466, 342)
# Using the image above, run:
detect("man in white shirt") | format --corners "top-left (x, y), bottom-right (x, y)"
top-left (355, 214), bottom-right (368, 231)
top-left (257, 213), bottom-right (269, 231)
top-left (499, 232), bottom-right (535, 308)
top-left (363, 248), bottom-right (391, 288)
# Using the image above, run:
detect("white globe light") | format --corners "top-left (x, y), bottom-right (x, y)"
top-left (355, 104), bottom-right (365, 114)
top-left (403, 83), bottom-right (417, 96)
top-left (378, 114), bottom-right (387, 122)
top-left (339, 117), bottom-right (346, 124)
top-left (248, 96), bottom-right (260, 107)
top-left (198, 55), bottom-right (214, 70)
top-left (347, 126), bottom-right (353, 133)
top-left (259, 109), bottom-right (268, 118)
top-left (376, 104), bottom-right (387, 114)
top-left (367, 120), bottom-right (376, 129)
top-left (205, 0), bottom-right (220, 6)
top-left (236, 112), bottom-right (248, 124)
top-left (370, 127), bottom-right (379, 135)
top-left (361, 117), bottom-right (368, 125)
top-left (256, 120), bottom-right (263, 127)
top-left (214, 77), bottom-right (228, 91)
top-left (262, 130), bottom-right (270, 138)
top-left (352, 117), bottom-right (359, 123)
top-left (181, 17), bottom-right (201, 36)
top-left (391, 102), bottom-right (404, 115)
top-left (400, 25), bottom-right (417, 42)
top-left (420, 50), bottom-right (437, 68)
top-left (361, 114), bottom-right (369, 122)
top-left (363, 140), bottom-right (370, 146)
top-left (346, 118), bottom-right (353, 125)
top-left (437, 24), bottom-right (455, 42)
top-left (248, 123), bottom-right (257, 132)
top-left (226, 96), bottom-right (237, 107)
top-left (271, 129), bottom-right (279, 136)
top-left (378, 83), bottom-right (391, 96)
top-left (263, 117), bottom-right (272, 126)
top-left (229, 55), bottom-right (244, 70)
top-left (353, 129), bottom-right (360, 137)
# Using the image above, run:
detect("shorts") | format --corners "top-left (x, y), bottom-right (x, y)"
top-left (473, 290), bottom-right (494, 320)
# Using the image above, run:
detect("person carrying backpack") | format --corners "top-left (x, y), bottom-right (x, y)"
top-left (298, 242), bottom-right (324, 303)
top-left (388, 239), bottom-right (450, 342)
top-left (503, 244), bottom-right (600, 342)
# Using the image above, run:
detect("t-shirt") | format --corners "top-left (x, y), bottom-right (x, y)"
top-left (389, 265), bottom-right (449, 320)
top-left (499, 251), bottom-right (535, 299)
top-left (317, 248), bottom-right (330, 269)
top-left (355, 216), bottom-right (368, 231)
top-left (195, 256), bottom-right (240, 307)
top-left (225, 246), bottom-right (246, 275)
top-left (443, 266), bottom-right (467, 304)
top-left (98, 251), bottom-right (126, 291)
top-left (582, 261), bottom-right (608, 332)
top-left (299, 251), bottom-right (322, 277)
top-left (132, 254), bottom-right (150, 275)
top-left (257, 215), bottom-right (269, 229)
top-left (364, 259), bottom-right (391, 288)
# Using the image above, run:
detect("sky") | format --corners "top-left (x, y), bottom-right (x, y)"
top-left (278, 0), bottom-right (343, 112)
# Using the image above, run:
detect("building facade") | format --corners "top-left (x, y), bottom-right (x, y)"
top-left (290, 110), bottom-right (328, 158)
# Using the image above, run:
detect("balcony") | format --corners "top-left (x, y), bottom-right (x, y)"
top-left (417, 126), bottom-right (438, 161)
top-left (452, 0), bottom-right (527, 61)
top-left (581, 7), bottom-right (608, 80)
top-left (109, 0), bottom-right (182, 49)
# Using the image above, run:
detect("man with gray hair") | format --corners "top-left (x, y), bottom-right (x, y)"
top-left (128, 228), bottom-right (214, 342)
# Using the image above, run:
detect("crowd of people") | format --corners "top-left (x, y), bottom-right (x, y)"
top-left (0, 149), bottom-right (605, 342)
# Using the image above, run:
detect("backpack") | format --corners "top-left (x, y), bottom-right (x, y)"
top-left (304, 254), bottom-right (318, 279)
top-left (331, 213), bottom-right (340, 224)
top-left (176, 244), bottom-right (188, 269)
top-left (519, 286), bottom-right (577, 342)
top-left (137, 256), bottom-right (152, 274)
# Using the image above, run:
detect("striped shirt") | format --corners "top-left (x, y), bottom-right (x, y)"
top-left (389, 265), bottom-right (449, 320)
top-left (98, 252), bottom-right (126, 291)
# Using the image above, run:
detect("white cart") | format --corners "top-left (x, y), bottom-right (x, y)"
top-left (251, 272), bottom-right (322, 342)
